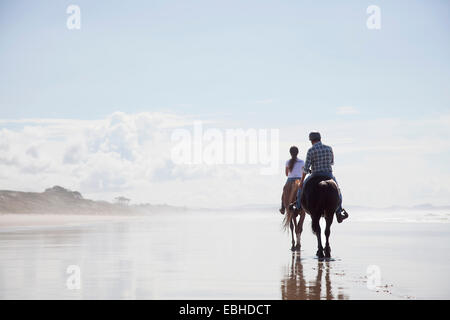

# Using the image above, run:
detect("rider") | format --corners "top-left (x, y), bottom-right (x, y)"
top-left (299, 132), bottom-right (348, 223)
top-left (279, 146), bottom-right (304, 214)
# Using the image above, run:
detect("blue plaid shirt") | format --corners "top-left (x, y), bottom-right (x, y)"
top-left (303, 142), bottom-right (334, 174)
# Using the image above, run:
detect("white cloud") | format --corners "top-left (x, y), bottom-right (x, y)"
top-left (0, 112), bottom-right (449, 208)
top-left (0, 112), bottom-right (260, 206)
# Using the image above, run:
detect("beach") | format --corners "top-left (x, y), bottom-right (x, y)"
top-left (0, 213), bottom-right (134, 228)
top-left (0, 210), bottom-right (449, 299)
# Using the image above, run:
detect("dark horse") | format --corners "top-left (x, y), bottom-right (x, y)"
top-left (300, 175), bottom-right (340, 259)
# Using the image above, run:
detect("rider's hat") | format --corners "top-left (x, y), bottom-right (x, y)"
top-left (309, 132), bottom-right (321, 141)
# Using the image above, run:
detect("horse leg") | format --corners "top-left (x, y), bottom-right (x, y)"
top-left (324, 216), bottom-right (333, 258)
top-left (294, 210), bottom-right (305, 251)
top-left (290, 218), bottom-right (296, 251)
top-left (292, 214), bottom-right (298, 245)
top-left (312, 215), bottom-right (324, 259)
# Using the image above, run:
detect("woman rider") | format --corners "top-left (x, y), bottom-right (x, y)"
top-left (279, 146), bottom-right (304, 214)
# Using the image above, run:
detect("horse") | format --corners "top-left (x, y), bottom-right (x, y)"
top-left (281, 179), bottom-right (306, 251)
top-left (300, 175), bottom-right (340, 259)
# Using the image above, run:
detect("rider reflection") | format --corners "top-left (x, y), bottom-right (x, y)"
top-left (280, 253), bottom-right (348, 300)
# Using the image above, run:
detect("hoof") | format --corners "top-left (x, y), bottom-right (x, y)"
top-left (290, 245), bottom-right (296, 252)
top-left (294, 244), bottom-right (301, 252)
top-left (324, 247), bottom-right (331, 258)
top-left (316, 249), bottom-right (324, 258)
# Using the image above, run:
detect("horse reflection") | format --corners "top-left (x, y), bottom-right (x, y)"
top-left (280, 253), bottom-right (347, 300)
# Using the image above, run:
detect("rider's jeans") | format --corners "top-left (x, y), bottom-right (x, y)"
top-left (297, 171), bottom-right (343, 212)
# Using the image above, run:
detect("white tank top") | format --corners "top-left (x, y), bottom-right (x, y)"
top-left (286, 158), bottom-right (304, 178)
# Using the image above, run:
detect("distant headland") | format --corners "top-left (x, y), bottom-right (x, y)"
top-left (0, 186), bottom-right (186, 215)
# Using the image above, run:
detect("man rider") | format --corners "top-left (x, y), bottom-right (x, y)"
top-left (299, 132), bottom-right (348, 223)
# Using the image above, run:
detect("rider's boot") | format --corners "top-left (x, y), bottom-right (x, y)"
top-left (335, 188), bottom-right (349, 223)
top-left (288, 201), bottom-right (298, 212)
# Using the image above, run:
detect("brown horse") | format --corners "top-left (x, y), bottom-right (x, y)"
top-left (281, 179), bottom-right (306, 251)
top-left (300, 175), bottom-right (340, 259)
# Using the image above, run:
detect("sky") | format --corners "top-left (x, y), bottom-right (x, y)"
top-left (0, 0), bottom-right (449, 208)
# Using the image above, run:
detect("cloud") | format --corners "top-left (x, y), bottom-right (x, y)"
top-left (0, 112), bottom-right (260, 206)
top-left (63, 145), bottom-right (84, 164)
top-left (336, 106), bottom-right (359, 115)
top-left (0, 112), bottom-right (449, 208)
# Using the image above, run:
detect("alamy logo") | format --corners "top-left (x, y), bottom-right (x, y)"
top-left (366, 265), bottom-right (381, 290)
top-left (366, 5), bottom-right (381, 30)
top-left (66, 265), bottom-right (81, 290)
top-left (66, 5), bottom-right (81, 30)
top-left (171, 121), bottom-right (279, 175)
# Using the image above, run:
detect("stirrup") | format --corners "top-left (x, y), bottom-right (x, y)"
top-left (288, 202), bottom-right (295, 211)
top-left (288, 202), bottom-right (301, 213)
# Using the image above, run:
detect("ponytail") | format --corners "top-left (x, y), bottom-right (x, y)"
top-left (288, 146), bottom-right (299, 172)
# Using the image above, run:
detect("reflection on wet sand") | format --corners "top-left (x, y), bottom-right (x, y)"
top-left (281, 253), bottom-right (348, 300)
top-left (2, 213), bottom-right (449, 299)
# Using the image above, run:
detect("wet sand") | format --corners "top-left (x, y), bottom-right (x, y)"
top-left (0, 213), bottom-right (134, 228)
top-left (0, 211), bottom-right (449, 299)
